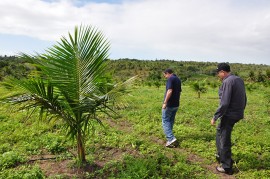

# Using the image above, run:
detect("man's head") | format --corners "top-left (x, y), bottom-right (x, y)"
top-left (216, 63), bottom-right (230, 80)
top-left (163, 68), bottom-right (173, 79)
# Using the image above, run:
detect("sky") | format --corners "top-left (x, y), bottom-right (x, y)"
top-left (0, 0), bottom-right (270, 65)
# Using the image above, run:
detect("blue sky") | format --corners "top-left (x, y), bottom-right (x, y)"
top-left (1, 0), bottom-right (270, 65)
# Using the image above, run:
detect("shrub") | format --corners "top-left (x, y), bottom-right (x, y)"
top-left (0, 165), bottom-right (45, 179)
top-left (0, 151), bottom-right (26, 170)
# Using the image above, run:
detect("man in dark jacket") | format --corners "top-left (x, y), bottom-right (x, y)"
top-left (211, 63), bottom-right (247, 175)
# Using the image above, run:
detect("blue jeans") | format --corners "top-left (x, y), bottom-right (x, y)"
top-left (162, 107), bottom-right (178, 142)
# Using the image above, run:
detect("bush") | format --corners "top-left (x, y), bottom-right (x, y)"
top-left (0, 151), bottom-right (26, 170)
top-left (44, 137), bottom-right (67, 154)
top-left (0, 165), bottom-right (45, 179)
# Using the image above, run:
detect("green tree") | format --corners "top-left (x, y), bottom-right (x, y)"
top-left (246, 82), bottom-right (258, 92)
top-left (257, 71), bottom-right (266, 82)
top-left (153, 80), bottom-right (161, 89)
top-left (3, 25), bottom-right (135, 164)
top-left (266, 93), bottom-right (270, 115)
top-left (248, 71), bottom-right (256, 81)
top-left (266, 69), bottom-right (270, 79)
top-left (191, 81), bottom-right (207, 98)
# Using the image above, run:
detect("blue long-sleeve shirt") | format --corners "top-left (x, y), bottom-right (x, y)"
top-left (214, 74), bottom-right (247, 121)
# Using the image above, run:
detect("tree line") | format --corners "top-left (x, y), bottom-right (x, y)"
top-left (108, 58), bottom-right (270, 85)
top-left (0, 55), bottom-right (32, 80)
top-left (1, 56), bottom-right (270, 85)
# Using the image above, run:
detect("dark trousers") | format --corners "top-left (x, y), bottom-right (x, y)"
top-left (216, 117), bottom-right (239, 169)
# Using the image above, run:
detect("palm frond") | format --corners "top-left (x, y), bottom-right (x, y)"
top-left (3, 24), bottom-right (136, 163)
top-left (6, 78), bottom-right (74, 124)
top-left (105, 75), bottom-right (138, 101)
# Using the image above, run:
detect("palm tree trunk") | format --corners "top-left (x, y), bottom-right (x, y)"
top-left (77, 130), bottom-right (86, 163)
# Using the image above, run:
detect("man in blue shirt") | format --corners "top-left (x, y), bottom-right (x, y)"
top-left (162, 69), bottom-right (181, 147)
top-left (211, 63), bottom-right (247, 175)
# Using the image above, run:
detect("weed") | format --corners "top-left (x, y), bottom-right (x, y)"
top-left (0, 151), bottom-right (26, 170)
top-left (0, 165), bottom-right (45, 178)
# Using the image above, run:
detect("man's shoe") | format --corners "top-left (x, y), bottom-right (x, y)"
top-left (165, 138), bottom-right (178, 148)
top-left (216, 166), bottom-right (233, 175)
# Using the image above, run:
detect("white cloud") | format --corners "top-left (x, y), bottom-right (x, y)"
top-left (0, 0), bottom-right (270, 64)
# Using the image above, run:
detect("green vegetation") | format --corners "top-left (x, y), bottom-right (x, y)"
top-left (190, 80), bottom-right (207, 98)
top-left (0, 56), bottom-right (32, 80)
top-left (108, 58), bottom-right (270, 83)
top-left (0, 38), bottom-right (269, 178)
top-left (1, 78), bottom-right (270, 178)
top-left (1, 25), bottom-right (135, 165)
top-left (1, 56), bottom-right (270, 85)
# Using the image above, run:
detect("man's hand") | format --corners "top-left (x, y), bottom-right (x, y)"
top-left (162, 103), bottom-right (167, 109)
top-left (211, 118), bottom-right (216, 126)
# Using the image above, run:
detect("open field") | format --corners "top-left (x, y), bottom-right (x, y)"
top-left (0, 83), bottom-right (269, 178)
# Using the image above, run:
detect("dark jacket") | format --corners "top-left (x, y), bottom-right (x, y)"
top-left (214, 74), bottom-right (247, 120)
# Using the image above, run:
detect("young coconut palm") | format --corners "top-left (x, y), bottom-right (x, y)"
top-left (191, 80), bottom-right (207, 98)
top-left (4, 25), bottom-right (135, 164)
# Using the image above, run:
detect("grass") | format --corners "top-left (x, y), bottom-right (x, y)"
top-left (0, 83), bottom-right (269, 178)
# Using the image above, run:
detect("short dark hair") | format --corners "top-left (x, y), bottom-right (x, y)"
top-left (164, 68), bottom-right (173, 74)
top-left (216, 63), bottom-right (230, 72)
